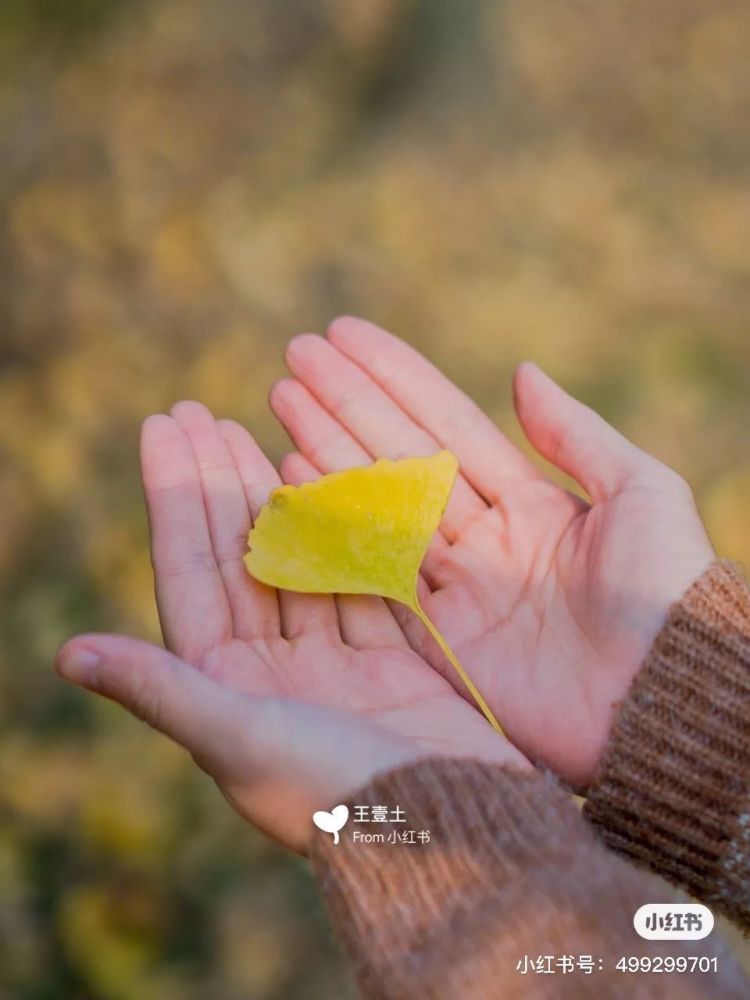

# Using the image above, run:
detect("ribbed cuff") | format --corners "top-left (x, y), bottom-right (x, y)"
top-left (310, 759), bottom-right (599, 995)
top-left (583, 560), bottom-right (750, 926)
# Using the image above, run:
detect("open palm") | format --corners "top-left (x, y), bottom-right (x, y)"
top-left (271, 318), bottom-right (715, 788)
top-left (57, 400), bottom-right (524, 851)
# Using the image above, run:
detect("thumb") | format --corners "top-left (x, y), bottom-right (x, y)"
top-left (55, 633), bottom-right (258, 778)
top-left (513, 362), bottom-right (665, 502)
top-left (54, 633), bottom-right (424, 852)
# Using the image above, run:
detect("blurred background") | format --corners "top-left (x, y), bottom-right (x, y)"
top-left (1, 1), bottom-right (749, 997)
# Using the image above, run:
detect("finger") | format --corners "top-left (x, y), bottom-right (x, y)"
top-left (278, 451), bottom-right (320, 486)
top-left (278, 336), bottom-right (488, 543)
top-left (275, 449), bottom-right (357, 641)
top-left (141, 414), bottom-right (231, 662)
top-left (219, 418), bottom-right (335, 641)
top-left (278, 449), bottom-right (447, 594)
top-left (512, 362), bottom-right (664, 502)
top-left (55, 633), bottom-right (270, 776)
top-left (216, 420), bottom-right (281, 638)
top-left (216, 419), bottom-right (281, 520)
top-left (326, 316), bottom-right (537, 498)
top-left (271, 378), bottom-right (373, 471)
top-left (171, 402), bottom-right (277, 640)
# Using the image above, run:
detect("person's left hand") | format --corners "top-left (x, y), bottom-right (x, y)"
top-left (55, 403), bottom-right (528, 853)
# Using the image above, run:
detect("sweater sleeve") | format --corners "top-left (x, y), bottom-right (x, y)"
top-left (310, 757), bottom-right (748, 999)
top-left (583, 560), bottom-right (750, 930)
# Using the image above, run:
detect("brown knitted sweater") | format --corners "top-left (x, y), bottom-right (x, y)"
top-left (310, 561), bottom-right (750, 998)
top-left (584, 560), bottom-right (750, 928)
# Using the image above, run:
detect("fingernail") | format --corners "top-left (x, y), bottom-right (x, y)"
top-left (57, 646), bottom-right (101, 684)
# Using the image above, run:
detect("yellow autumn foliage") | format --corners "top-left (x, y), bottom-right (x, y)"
top-left (246, 453), bottom-right (504, 732)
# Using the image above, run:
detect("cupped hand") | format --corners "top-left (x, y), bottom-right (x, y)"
top-left (55, 403), bottom-right (527, 853)
top-left (270, 318), bottom-right (715, 788)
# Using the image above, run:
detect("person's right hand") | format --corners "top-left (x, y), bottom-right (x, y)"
top-left (270, 318), bottom-right (716, 789)
top-left (55, 403), bottom-right (528, 853)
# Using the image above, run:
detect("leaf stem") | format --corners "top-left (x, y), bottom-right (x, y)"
top-left (413, 600), bottom-right (505, 737)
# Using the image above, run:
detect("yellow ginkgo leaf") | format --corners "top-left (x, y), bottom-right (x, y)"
top-left (245, 451), bottom-right (503, 735)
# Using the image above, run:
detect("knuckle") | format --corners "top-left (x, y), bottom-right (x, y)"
top-left (213, 531), bottom-right (250, 566)
top-left (330, 380), bottom-right (370, 418)
top-left (547, 418), bottom-right (573, 468)
top-left (158, 548), bottom-right (217, 579)
top-left (672, 475), bottom-right (697, 506)
top-left (197, 456), bottom-right (234, 476)
top-left (307, 429), bottom-right (344, 468)
top-left (658, 464), bottom-right (693, 499)
top-left (132, 675), bottom-right (164, 731)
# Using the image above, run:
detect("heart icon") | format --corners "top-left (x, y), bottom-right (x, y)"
top-left (312, 804), bottom-right (349, 844)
